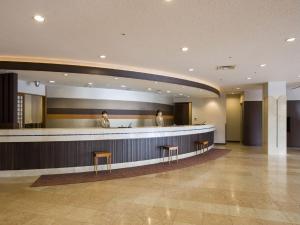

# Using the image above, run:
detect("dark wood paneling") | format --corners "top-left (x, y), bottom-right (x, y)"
top-left (0, 61), bottom-right (220, 96)
top-left (242, 101), bottom-right (262, 146)
top-left (0, 73), bottom-right (18, 129)
top-left (0, 131), bottom-right (214, 170)
top-left (287, 101), bottom-right (300, 147)
top-left (174, 102), bottom-right (192, 125)
top-left (47, 108), bottom-right (173, 116)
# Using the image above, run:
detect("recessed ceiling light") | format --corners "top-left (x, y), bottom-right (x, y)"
top-left (247, 77), bottom-right (252, 80)
top-left (179, 93), bottom-right (183, 96)
top-left (114, 77), bottom-right (119, 80)
top-left (33, 14), bottom-right (45, 23)
top-left (188, 68), bottom-right (194, 72)
top-left (181, 47), bottom-right (189, 52)
top-left (121, 85), bottom-right (126, 88)
top-left (49, 80), bottom-right (55, 83)
top-left (231, 92), bottom-right (235, 94)
top-left (87, 82), bottom-right (93, 86)
top-left (260, 64), bottom-right (266, 67)
top-left (236, 87), bottom-right (240, 90)
top-left (165, 0), bottom-right (173, 2)
top-left (100, 55), bottom-right (106, 59)
top-left (286, 37), bottom-right (296, 42)
top-left (166, 90), bottom-right (171, 93)
top-left (147, 88), bottom-right (152, 91)
top-left (154, 81), bottom-right (158, 84)
top-left (187, 96), bottom-right (190, 98)
top-left (63, 73), bottom-right (68, 77)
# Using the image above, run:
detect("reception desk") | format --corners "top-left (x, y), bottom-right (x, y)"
top-left (0, 125), bottom-right (215, 176)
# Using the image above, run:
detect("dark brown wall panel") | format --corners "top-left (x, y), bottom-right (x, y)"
top-left (0, 73), bottom-right (18, 129)
top-left (242, 101), bottom-right (262, 146)
top-left (174, 102), bottom-right (192, 125)
top-left (287, 101), bottom-right (300, 147)
top-left (0, 131), bottom-right (214, 170)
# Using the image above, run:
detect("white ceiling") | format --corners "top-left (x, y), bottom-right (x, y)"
top-left (0, 0), bottom-right (300, 94)
top-left (13, 70), bottom-right (217, 98)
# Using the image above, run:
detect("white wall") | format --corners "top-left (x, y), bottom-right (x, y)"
top-left (47, 85), bottom-right (173, 105)
top-left (18, 80), bottom-right (45, 96)
top-left (287, 88), bottom-right (300, 100)
top-left (174, 95), bottom-right (226, 144)
top-left (244, 89), bottom-right (263, 101)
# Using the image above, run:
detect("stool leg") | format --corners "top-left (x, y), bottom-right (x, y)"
top-left (163, 148), bottom-right (165, 163)
top-left (168, 150), bottom-right (171, 164)
top-left (109, 156), bottom-right (112, 173)
top-left (106, 156), bottom-right (109, 171)
top-left (94, 157), bottom-right (98, 175)
top-left (176, 148), bottom-right (178, 163)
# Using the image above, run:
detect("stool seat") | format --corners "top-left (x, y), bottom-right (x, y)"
top-left (161, 145), bottom-right (179, 164)
top-left (195, 140), bottom-right (209, 154)
top-left (93, 151), bottom-right (112, 174)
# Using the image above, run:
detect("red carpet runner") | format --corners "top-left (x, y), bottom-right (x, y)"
top-left (32, 148), bottom-right (230, 187)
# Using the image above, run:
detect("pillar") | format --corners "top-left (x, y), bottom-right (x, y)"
top-left (0, 73), bottom-right (18, 129)
top-left (263, 81), bottom-right (287, 155)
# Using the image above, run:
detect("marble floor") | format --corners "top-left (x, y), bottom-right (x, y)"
top-left (0, 143), bottom-right (300, 225)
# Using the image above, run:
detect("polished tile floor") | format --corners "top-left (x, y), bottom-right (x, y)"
top-left (0, 143), bottom-right (300, 225)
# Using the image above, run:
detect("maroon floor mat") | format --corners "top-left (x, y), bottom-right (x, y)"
top-left (31, 148), bottom-right (230, 187)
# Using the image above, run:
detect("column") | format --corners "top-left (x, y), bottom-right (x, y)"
top-left (0, 73), bottom-right (18, 129)
top-left (263, 81), bottom-right (287, 155)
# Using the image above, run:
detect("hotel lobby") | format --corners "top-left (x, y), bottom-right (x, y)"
top-left (1, 0), bottom-right (300, 224)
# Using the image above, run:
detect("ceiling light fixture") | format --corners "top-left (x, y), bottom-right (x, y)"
top-left (179, 93), bottom-right (183, 96)
top-left (286, 37), bottom-right (296, 42)
top-left (121, 85), bottom-right (126, 88)
top-left (181, 47), bottom-right (189, 52)
top-left (87, 82), bottom-right (93, 86)
top-left (63, 73), bottom-right (68, 77)
top-left (260, 64), bottom-right (266, 67)
top-left (236, 87), bottom-right (240, 90)
top-left (154, 81), bottom-right (158, 84)
top-left (33, 14), bottom-right (45, 23)
top-left (114, 77), bottom-right (119, 80)
top-left (100, 55), bottom-right (106, 59)
top-left (166, 90), bottom-right (171, 93)
top-left (147, 88), bottom-right (152, 91)
top-left (188, 68), bottom-right (194, 72)
top-left (49, 80), bottom-right (55, 83)
top-left (165, 0), bottom-right (173, 2)
top-left (247, 77), bottom-right (252, 80)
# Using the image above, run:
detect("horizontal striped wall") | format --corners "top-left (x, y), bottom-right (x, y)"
top-left (47, 98), bottom-right (174, 128)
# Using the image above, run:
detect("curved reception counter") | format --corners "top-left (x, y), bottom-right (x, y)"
top-left (0, 125), bottom-right (215, 176)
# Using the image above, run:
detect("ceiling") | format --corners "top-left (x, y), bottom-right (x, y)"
top-left (13, 70), bottom-right (217, 98)
top-left (0, 0), bottom-right (300, 94)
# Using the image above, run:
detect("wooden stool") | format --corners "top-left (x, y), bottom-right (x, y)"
top-left (195, 140), bottom-right (209, 154)
top-left (93, 151), bottom-right (112, 174)
top-left (161, 145), bottom-right (179, 164)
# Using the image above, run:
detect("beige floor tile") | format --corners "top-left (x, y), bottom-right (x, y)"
top-left (0, 144), bottom-right (300, 225)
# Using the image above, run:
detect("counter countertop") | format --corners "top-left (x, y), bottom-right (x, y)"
top-left (0, 125), bottom-right (215, 143)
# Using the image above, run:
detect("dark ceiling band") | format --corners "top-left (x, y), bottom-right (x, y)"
top-left (0, 61), bottom-right (220, 96)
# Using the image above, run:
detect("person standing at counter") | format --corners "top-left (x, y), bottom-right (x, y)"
top-left (97, 111), bottom-right (111, 128)
top-left (155, 110), bottom-right (164, 127)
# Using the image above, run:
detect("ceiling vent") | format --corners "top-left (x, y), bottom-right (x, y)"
top-left (216, 65), bottom-right (236, 70)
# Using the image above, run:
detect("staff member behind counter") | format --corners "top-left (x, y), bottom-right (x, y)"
top-left (155, 110), bottom-right (164, 127)
top-left (97, 111), bottom-right (111, 128)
